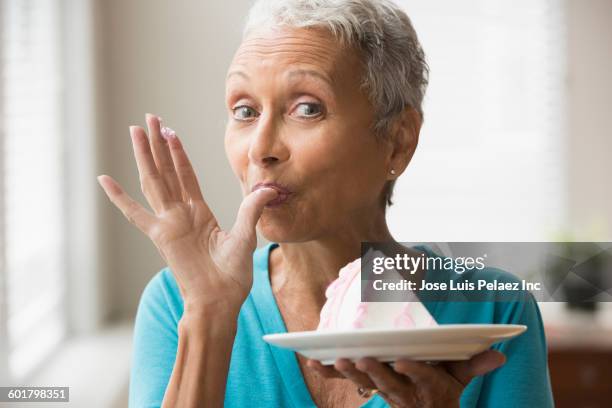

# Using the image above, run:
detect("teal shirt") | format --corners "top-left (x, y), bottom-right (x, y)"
top-left (129, 242), bottom-right (554, 407)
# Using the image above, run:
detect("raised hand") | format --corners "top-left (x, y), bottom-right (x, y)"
top-left (97, 114), bottom-right (278, 311)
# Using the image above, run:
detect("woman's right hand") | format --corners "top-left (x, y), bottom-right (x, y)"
top-left (97, 114), bottom-right (278, 313)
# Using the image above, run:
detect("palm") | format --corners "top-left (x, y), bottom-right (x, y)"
top-left (97, 115), bottom-right (276, 307)
top-left (153, 202), bottom-right (256, 297)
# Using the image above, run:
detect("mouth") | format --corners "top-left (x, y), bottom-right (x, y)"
top-left (251, 181), bottom-right (293, 207)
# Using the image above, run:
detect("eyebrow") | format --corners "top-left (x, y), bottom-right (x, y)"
top-left (286, 69), bottom-right (333, 87)
top-left (226, 70), bottom-right (249, 81)
top-left (226, 68), bottom-right (333, 88)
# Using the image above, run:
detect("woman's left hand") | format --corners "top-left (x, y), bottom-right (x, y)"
top-left (306, 349), bottom-right (506, 408)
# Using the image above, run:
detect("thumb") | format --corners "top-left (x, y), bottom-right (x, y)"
top-left (447, 349), bottom-right (506, 387)
top-left (230, 187), bottom-right (279, 242)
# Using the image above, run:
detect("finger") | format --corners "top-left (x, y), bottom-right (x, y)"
top-left (334, 359), bottom-right (377, 389)
top-left (393, 359), bottom-right (444, 387)
top-left (97, 175), bottom-right (156, 233)
top-left (130, 126), bottom-right (171, 213)
top-left (446, 350), bottom-right (506, 387)
top-left (355, 358), bottom-right (413, 402)
top-left (230, 187), bottom-right (279, 242)
top-left (164, 129), bottom-right (207, 204)
top-left (306, 359), bottom-right (344, 379)
top-left (145, 114), bottom-right (182, 202)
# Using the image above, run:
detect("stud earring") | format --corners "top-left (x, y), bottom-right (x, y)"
top-left (390, 169), bottom-right (396, 175)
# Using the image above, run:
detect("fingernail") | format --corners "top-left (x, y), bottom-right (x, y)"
top-left (256, 187), bottom-right (276, 195)
top-left (145, 113), bottom-right (154, 121)
top-left (129, 126), bottom-right (138, 138)
top-left (161, 126), bottom-right (176, 140)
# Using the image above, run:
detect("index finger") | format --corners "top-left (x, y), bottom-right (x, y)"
top-left (164, 129), bottom-right (206, 204)
top-left (130, 126), bottom-right (172, 213)
top-left (334, 358), bottom-right (377, 389)
top-left (445, 350), bottom-right (506, 387)
top-left (146, 114), bottom-right (183, 202)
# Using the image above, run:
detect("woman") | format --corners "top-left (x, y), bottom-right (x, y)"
top-left (97, 0), bottom-right (554, 407)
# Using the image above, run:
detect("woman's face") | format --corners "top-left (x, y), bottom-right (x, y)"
top-left (224, 27), bottom-right (392, 242)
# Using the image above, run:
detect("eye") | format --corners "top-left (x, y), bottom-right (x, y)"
top-left (293, 102), bottom-right (323, 118)
top-left (232, 105), bottom-right (259, 121)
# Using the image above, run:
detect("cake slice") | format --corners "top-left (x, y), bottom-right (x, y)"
top-left (317, 257), bottom-right (437, 330)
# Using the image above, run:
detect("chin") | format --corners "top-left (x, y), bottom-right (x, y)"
top-left (257, 220), bottom-right (314, 244)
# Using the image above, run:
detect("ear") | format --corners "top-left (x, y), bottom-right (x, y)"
top-left (387, 106), bottom-right (422, 176)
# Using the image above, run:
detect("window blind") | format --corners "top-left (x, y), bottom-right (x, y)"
top-left (390, 0), bottom-right (567, 241)
top-left (1, 0), bottom-right (66, 382)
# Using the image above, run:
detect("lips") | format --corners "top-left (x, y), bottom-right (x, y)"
top-left (251, 182), bottom-right (293, 207)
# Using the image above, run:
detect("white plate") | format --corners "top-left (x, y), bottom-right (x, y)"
top-left (263, 324), bottom-right (526, 365)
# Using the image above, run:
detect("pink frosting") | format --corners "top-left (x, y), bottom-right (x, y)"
top-left (318, 257), bottom-right (437, 330)
top-left (317, 258), bottom-right (361, 330)
top-left (160, 126), bottom-right (176, 140)
top-left (351, 302), bottom-right (369, 329)
top-left (393, 303), bottom-right (416, 328)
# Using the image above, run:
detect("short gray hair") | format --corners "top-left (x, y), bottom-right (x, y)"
top-left (243, 0), bottom-right (429, 208)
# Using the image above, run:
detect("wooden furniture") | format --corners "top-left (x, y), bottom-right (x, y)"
top-left (545, 309), bottom-right (612, 408)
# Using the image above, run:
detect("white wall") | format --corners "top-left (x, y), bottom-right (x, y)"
top-left (566, 0), bottom-right (612, 239)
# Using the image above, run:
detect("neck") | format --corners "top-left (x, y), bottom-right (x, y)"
top-left (268, 211), bottom-right (394, 310)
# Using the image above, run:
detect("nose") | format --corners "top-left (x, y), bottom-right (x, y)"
top-left (247, 113), bottom-right (289, 167)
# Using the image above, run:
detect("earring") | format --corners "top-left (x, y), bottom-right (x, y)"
top-left (390, 169), bottom-right (396, 175)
